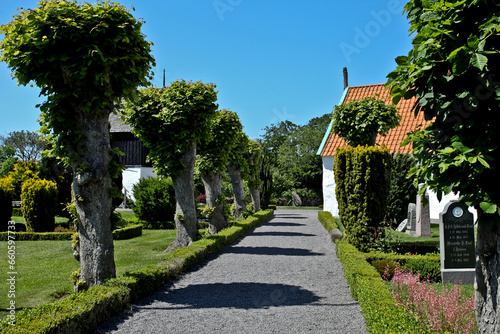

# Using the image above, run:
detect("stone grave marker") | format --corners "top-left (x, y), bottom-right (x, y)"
top-left (415, 184), bottom-right (431, 237)
top-left (396, 219), bottom-right (408, 232)
top-left (406, 203), bottom-right (416, 235)
top-left (440, 200), bottom-right (475, 284)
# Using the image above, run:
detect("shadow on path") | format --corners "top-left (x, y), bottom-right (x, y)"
top-left (145, 283), bottom-right (322, 310)
top-left (224, 246), bottom-right (324, 256)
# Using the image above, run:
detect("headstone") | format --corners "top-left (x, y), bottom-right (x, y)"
top-left (406, 203), bottom-right (416, 235)
top-left (396, 219), bottom-right (408, 232)
top-left (415, 184), bottom-right (431, 237)
top-left (440, 200), bottom-right (475, 285)
top-left (292, 190), bottom-right (302, 207)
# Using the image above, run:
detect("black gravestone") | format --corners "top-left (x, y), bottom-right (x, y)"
top-left (441, 201), bottom-right (475, 269)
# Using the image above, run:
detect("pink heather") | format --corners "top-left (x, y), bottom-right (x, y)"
top-left (387, 263), bottom-right (477, 334)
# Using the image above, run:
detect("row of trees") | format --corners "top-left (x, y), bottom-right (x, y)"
top-left (1, 1), bottom-right (264, 288)
top-left (124, 82), bottom-right (263, 250)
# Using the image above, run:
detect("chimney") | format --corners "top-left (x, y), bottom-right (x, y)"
top-left (343, 67), bottom-right (348, 90)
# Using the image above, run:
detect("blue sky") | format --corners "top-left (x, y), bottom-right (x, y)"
top-left (0, 0), bottom-right (413, 140)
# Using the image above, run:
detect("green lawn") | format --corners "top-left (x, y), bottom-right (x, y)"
top-left (0, 229), bottom-right (176, 320)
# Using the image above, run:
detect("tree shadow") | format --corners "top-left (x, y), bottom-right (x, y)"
top-left (225, 246), bottom-right (324, 256)
top-left (145, 282), bottom-right (322, 310)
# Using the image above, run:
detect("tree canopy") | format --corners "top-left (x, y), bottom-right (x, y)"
top-left (387, 0), bottom-right (500, 214)
top-left (332, 97), bottom-right (401, 147)
top-left (124, 81), bottom-right (219, 178)
top-left (1, 130), bottom-right (46, 162)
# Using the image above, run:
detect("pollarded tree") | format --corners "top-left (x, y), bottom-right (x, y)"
top-left (332, 97), bottom-right (401, 147)
top-left (386, 1), bottom-right (500, 330)
top-left (227, 131), bottom-right (249, 218)
top-left (124, 81), bottom-right (218, 250)
top-left (198, 109), bottom-right (243, 234)
top-left (244, 139), bottom-right (263, 212)
top-left (0, 0), bottom-right (155, 286)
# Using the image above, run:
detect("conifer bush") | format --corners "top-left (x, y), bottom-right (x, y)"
top-left (334, 145), bottom-right (392, 251)
top-left (132, 176), bottom-right (176, 226)
top-left (21, 178), bottom-right (58, 232)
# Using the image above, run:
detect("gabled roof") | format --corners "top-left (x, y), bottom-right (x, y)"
top-left (317, 84), bottom-right (432, 156)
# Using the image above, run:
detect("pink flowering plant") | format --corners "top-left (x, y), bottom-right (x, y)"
top-left (385, 263), bottom-right (477, 334)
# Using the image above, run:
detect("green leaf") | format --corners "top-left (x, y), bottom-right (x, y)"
top-left (480, 202), bottom-right (498, 214)
top-left (471, 53), bottom-right (488, 70)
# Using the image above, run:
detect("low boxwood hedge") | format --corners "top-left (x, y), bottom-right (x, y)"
top-left (0, 224), bottom-right (143, 242)
top-left (365, 251), bottom-right (441, 282)
top-left (112, 224), bottom-right (142, 240)
top-left (318, 211), bottom-right (428, 333)
top-left (0, 209), bottom-right (274, 334)
top-left (335, 240), bottom-right (428, 333)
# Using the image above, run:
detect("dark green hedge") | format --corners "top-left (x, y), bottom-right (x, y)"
top-left (0, 231), bottom-right (74, 241)
top-left (0, 224), bottom-right (143, 241)
top-left (112, 224), bottom-right (142, 240)
top-left (365, 251), bottom-right (441, 282)
top-left (334, 146), bottom-right (392, 252)
top-left (0, 209), bottom-right (274, 334)
top-left (335, 240), bottom-right (428, 333)
top-left (317, 211), bottom-right (428, 333)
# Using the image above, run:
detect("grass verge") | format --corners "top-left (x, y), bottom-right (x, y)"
top-left (0, 209), bottom-right (273, 333)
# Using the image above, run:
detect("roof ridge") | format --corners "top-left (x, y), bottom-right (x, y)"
top-left (348, 83), bottom-right (385, 88)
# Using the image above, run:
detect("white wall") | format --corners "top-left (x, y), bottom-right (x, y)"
top-left (321, 155), bottom-right (477, 222)
top-left (122, 167), bottom-right (156, 202)
top-left (322, 156), bottom-right (338, 216)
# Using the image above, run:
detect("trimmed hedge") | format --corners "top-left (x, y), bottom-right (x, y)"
top-left (334, 146), bottom-right (392, 252)
top-left (21, 179), bottom-right (58, 232)
top-left (365, 251), bottom-right (441, 282)
top-left (112, 224), bottom-right (142, 240)
top-left (0, 209), bottom-right (274, 334)
top-left (0, 231), bottom-right (74, 241)
top-left (0, 224), bottom-right (144, 241)
top-left (318, 211), bottom-right (427, 333)
top-left (335, 240), bottom-right (428, 333)
top-left (0, 178), bottom-right (13, 231)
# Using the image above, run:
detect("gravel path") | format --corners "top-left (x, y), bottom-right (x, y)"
top-left (95, 210), bottom-right (368, 333)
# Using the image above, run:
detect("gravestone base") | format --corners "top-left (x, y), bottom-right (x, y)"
top-left (441, 269), bottom-right (475, 285)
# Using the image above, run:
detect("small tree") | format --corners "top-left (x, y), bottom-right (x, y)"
top-left (1, 0), bottom-right (155, 286)
top-left (198, 109), bottom-right (243, 233)
top-left (124, 81), bottom-right (218, 250)
top-left (332, 97), bottom-right (401, 147)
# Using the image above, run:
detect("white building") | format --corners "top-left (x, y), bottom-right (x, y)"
top-left (109, 113), bottom-right (156, 203)
top-left (316, 82), bottom-right (476, 222)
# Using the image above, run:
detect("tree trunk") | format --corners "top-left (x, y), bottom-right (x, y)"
top-left (249, 176), bottom-right (261, 212)
top-left (201, 171), bottom-right (227, 234)
top-left (166, 142), bottom-right (198, 251)
top-left (73, 111), bottom-right (115, 287)
top-left (475, 207), bottom-right (500, 332)
top-left (227, 162), bottom-right (247, 218)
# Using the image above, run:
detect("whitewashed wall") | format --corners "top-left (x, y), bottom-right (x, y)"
top-left (321, 156), bottom-right (477, 222)
top-left (322, 156), bottom-right (338, 216)
top-left (122, 167), bottom-right (156, 202)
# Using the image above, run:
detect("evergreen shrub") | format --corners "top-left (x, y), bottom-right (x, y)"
top-left (0, 177), bottom-right (14, 231)
top-left (21, 178), bottom-right (58, 232)
top-left (132, 176), bottom-right (176, 225)
top-left (334, 146), bottom-right (392, 252)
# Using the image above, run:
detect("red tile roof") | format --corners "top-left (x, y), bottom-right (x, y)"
top-left (319, 84), bottom-right (432, 156)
